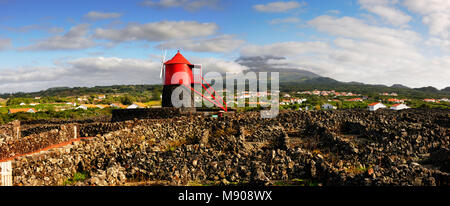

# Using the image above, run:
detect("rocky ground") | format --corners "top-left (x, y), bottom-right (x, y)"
top-left (6, 109), bottom-right (450, 186)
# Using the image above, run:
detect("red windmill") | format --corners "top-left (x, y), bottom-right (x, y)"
top-left (160, 50), bottom-right (227, 111)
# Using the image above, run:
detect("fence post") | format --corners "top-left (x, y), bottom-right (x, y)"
top-left (0, 161), bottom-right (12, 186)
top-left (74, 125), bottom-right (77, 139)
top-left (12, 120), bottom-right (20, 140)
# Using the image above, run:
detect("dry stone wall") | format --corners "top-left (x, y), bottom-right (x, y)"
top-left (3, 109), bottom-right (450, 186)
top-left (0, 124), bottom-right (78, 160)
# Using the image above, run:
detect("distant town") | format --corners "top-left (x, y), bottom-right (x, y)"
top-left (1, 86), bottom-right (449, 124)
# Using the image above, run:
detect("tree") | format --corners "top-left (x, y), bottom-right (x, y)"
top-left (120, 95), bottom-right (134, 105)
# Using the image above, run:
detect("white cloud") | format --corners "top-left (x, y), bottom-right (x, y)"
top-left (94, 21), bottom-right (218, 42)
top-left (0, 38), bottom-right (11, 50)
top-left (141, 0), bottom-right (220, 11)
top-left (84, 11), bottom-right (122, 20)
top-left (268, 17), bottom-right (301, 25)
top-left (0, 57), bottom-right (161, 93)
top-left (241, 41), bottom-right (329, 57)
top-left (191, 57), bottom-right (249, 74)
top-left (308, 15), bottom-right (421, 49)
top-left (404, 0), bottom-right (450, 39)
top-left (358, 0), bottom-right (411, 26)
top-left (0, 67), bottom-right (67, 84)
top-left (20, 24), bottom-right (95, 51)
top-left (157, 35), bottom-right (244, 53)
top-left (425, 37), bottom-right (450, 52)
top-left (238, 15), bottom-right (450, 89)
top-left (253, 1), bottom-right (304, 13)
top-left (0, 55), bottom-right (249, 93)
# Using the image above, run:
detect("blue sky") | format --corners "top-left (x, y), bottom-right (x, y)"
top-left (0, 0), bottom-right (449, 93)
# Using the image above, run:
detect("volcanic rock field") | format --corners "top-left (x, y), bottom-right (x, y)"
top-left (1, 109), bottom-right (449, 186)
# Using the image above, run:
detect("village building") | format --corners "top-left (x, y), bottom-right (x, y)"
top-left (390, 104), bottom-right (410, 111)
top-left (322, 103), bottom-right (337, 110)
top-left (280, 99), bottom-right (291, 105)
top-left (110, 103), bottom-right (127, 109)
top-left (290, 98), bottom-right (304, 104)
top-left (346, 98), bottom-right (363, 102)
top-left (96, 104), bottom-right (110, 109)
top-left (423, 99), bottom-right (436, 103)
top-left (127, 102), bottom-right (147, 109)
top-left (76, 104), bottom-right (97, 110)
top-left (8, 108), bottom-right (36, 114)
top-left (368, 102), bottom-right (386, 111)
top-left (387, 98), bottom-right (404, 103)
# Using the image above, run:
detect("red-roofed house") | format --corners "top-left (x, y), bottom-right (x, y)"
top-left (368, 102), bottom-right (386, 111)
top-left (8, 108), bottom-right (37, 114)
top-left (390, 103), bottom-right (410, 111)
top-left (346, 98), bottom-right (363, 102)
top-left (387, 98), bottom-right (404, 103)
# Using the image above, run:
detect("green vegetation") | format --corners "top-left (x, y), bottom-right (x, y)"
top-left (281, 79), bottom-right (450, 99)
top-left (0, 82), bottom-right (448, 125)
top-left (0, 108), bottom-right (113, 124)
top-left (63, 171), bottom-right (90, 186)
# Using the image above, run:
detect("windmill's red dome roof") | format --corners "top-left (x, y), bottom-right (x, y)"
top-left (164, 51), bottom-right (192, 65)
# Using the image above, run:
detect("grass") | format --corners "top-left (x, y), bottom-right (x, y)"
top-left (145, 100), bottom-right (161, 107)
top-left (165, 139), bottom-right (187, 152)
top-left (273, 179), bottom-right (320, 186)
top-left (63, 171), bottom-right (90, 186)
top-left (346, 164), bottom-right (371, 175)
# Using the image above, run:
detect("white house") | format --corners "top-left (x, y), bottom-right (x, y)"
top-left (127, 102), bottom-right (146, 109)
top-left (390, 104), bottom-right (410, 111)
top-left (76, 105), bottom-right (88, 110)
top-left (19, 102), bottom-right (26, 106)
top-left (368, 102), bottom-right (386, 111)
top-left (322, 103), bottom-right (337, 110)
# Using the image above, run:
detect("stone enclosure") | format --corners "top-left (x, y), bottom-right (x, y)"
top-left (1, 109), bottom-right (449, 186)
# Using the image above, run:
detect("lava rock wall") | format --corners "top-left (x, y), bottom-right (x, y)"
top-left (4, 109), bottom-right (450, 186)
top-left (111, 108), bottom-right (196, 122)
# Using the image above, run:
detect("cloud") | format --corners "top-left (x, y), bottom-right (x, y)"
top-left (0, 67), bottom-right (67, 85)
top-left (237, 15), bottom-right (450, 89)
top-left (404, 0), bottom-right (450, 39)
top-left (189, 57), bottom-right (248, 74)
top-left (0, 38), bottom-right (11, 50)
top-left (358, 0), bottom-right (411, 26)
top-left (268, 17), bottom-right (301, 25)
top-left (157, 35), bottom-right (244, 53)
top-left (141, 0), bottom-right (220, 11)
top-left (84, 11), bottom-right (123, 20)
top-left (8, 24), bottom-right (65, 34)
top-left (94, 21), bottom-right (218, 42)
top-left (20, 24), bottom-right (95, 51)
top-left (0, 57), bottom-right (161, 93)
top-left (307, 15), bottom-right (421, 48)
top-left (240, 41), bottom-right (329, 57)
top-left (253, 1), bottom-right (304, 13)
top-left (0, 55), bottom-right (249, 93)
top-left (425, 37), bottom-right (450, 52)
